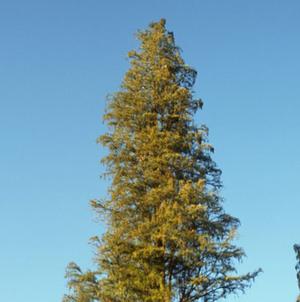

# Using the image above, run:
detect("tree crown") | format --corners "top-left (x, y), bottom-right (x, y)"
top-left (64, 19), bottom-right (260, 302)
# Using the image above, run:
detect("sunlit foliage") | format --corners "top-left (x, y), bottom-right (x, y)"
top-left (64, 19), bottom-right (259, 302)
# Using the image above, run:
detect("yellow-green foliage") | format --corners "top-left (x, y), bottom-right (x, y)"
top-left (64, 19), bottom-right (260, 302)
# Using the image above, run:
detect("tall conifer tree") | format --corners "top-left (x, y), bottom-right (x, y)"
top-left (64, 19), bottom-right (259, 302)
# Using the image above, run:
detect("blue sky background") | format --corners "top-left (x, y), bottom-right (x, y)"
top-left (1, 0), bottom-right (300, 301)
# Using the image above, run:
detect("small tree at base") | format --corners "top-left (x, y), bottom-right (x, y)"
top-left (64, 19), bottom-right (260, 302)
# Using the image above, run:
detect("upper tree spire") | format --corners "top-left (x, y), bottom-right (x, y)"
top-left (64, 19), bottom-right (260, 302)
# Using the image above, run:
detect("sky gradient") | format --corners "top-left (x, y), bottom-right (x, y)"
top-left (1, 1), bottom-right (300, 301)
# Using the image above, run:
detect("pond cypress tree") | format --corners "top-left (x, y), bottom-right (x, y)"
top-left (64, 19), bottom-right (260, 302)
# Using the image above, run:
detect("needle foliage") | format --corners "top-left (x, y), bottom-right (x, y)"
top-left (64, 19), bottom-right (260, 302)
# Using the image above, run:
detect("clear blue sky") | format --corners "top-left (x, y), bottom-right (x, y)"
top-left (1, 0), bottom-right (299, 301)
